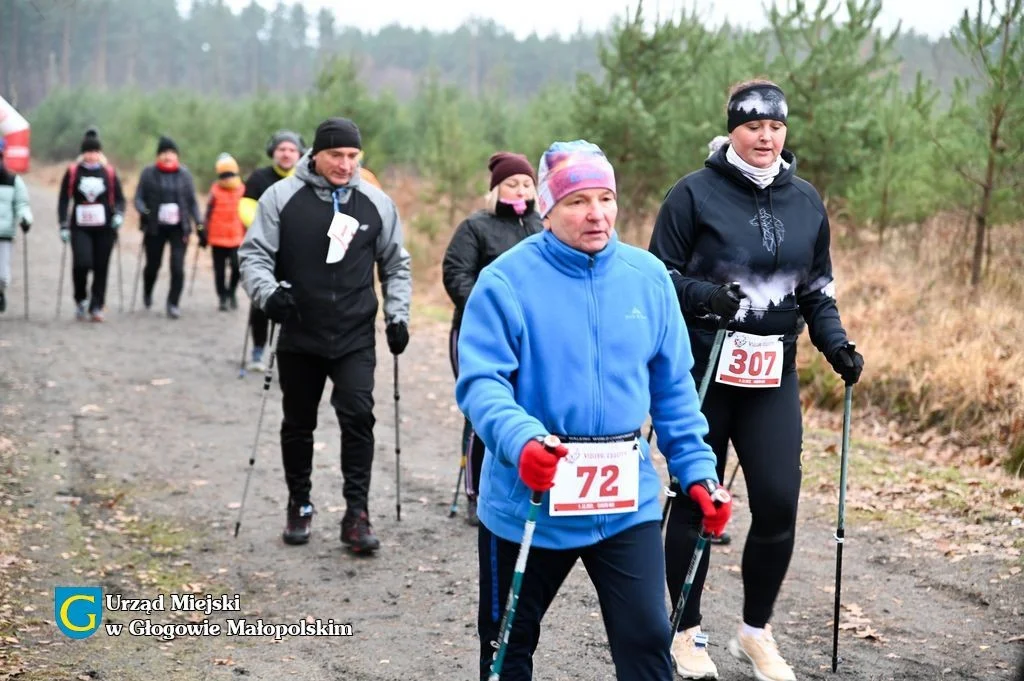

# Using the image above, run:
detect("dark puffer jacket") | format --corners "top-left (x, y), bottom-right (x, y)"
top-left (442, 206), bottom-right (543, 328)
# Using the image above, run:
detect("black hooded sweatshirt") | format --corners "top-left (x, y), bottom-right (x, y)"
top-left (649, 144), bottom-right (848, 376)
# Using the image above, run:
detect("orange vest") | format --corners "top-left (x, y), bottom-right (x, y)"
top-left (207, 183), bottom-right (245, 247)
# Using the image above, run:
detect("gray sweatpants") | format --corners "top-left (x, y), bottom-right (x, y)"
top-left (0, 240), bottom-right (12, 290)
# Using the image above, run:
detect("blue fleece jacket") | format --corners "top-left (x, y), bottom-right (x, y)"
top-left (455, 229), bottom-right (718, 549)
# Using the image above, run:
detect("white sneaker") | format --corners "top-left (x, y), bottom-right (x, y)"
top-left (671, 626), bottom-right (718, 679)
top-left (728, 624), bottom-right (796, 681)
top-left (247, 359), bottom-right (266, 372)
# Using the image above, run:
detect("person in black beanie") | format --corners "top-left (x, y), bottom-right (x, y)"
top-left (57, 127), bottom-right (126, 321)
top-left (239, 117), bottom-right (411, 554)
top-left (237, 129), bottom-right (305, 370)
top-left (133, 135), bottom-right (202, 318)
top-left (649, 79), bottom-right (864, 681)
top-left (441, 151), bottom-right (542, 525)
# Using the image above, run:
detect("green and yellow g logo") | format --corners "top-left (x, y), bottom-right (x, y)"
top-left (55, 587), bottom-right (102, 639)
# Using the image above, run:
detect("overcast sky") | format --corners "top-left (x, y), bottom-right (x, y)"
top-left (212, 0), bottom-right (972, 40)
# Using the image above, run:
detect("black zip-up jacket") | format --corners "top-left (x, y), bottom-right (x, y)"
top-left (442, 207), bottom-right (544, 328)
top-left (133, 164), bottom-right (202, 236)
top-left (238, 152), bottom-right (412, 358)
top-left (649, 144), bottom-right (848, 375)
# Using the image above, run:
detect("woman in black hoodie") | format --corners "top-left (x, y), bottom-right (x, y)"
top-left (649, 80), bottom-right (865, 681)
top-left (442, 152), bottom-right (543, 526)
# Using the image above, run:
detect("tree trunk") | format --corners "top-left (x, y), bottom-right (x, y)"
top-left (95, 1), bottom-right (108, 90)
top-left (877, 182), bottom-right (890, 248)
top-left (125, 25), bottom-right (137, 87)
top-left (62, 11), bottom-right (72, 87)
top-left (973, 114), bottom-right (1002, 289)
top-left (971, 187), bottom-right (991, 289)
top-left (10, 2), bottom-right (21, 105)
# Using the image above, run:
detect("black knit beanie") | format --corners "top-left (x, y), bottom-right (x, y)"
top-left (80, 128), bottom-right (102, 153)
top-left (157, 135), bottom-right (178, 155)
top-left (311, 118), bottom-right (361, 155)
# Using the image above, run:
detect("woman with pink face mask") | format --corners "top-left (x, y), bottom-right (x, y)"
top-left (442, 151), bottom-right (543, 526)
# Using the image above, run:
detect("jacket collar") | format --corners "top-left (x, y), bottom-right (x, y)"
top-left (538, 228), bottom-right (619, 278)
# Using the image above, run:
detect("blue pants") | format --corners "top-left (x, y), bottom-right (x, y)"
top-left (478, 520), bottom-right (673, 681)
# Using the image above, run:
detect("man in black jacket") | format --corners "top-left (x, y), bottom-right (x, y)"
top-left (239, 117), bottom-right (412, 554)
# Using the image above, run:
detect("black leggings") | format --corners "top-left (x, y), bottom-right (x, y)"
top-left (211, 246), bottom-right (239, 299)
top-left (449, 325), bottom-right (485, 498)
top-left (70, 228), bottom-right (116, 310)
top-left (664, 370), bottom-right (802, 630)
top-left (143, 227), bottom-right (186, 306)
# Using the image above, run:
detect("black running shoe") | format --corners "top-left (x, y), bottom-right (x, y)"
top-left (282, 502), bottom-right (314, 545)
top-left (340, 509), bottom-right (380, 554)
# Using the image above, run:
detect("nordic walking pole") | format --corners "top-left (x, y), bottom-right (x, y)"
top-left (488, 435), bottom-right (561, 681)
top-left (662, 309), bottom-right (733, 531)
top-left (116, 232), bottom-right (124, 312)
top-left (831, 378), bottom-right (855, 672)
top-left (129, 240), bottom-right (144, 312)
top-left (448, 453), bottom-right (466, 517)
top-left (234, 282), bottom-right (291, 537)
top-left (21, 229), bottom-right (29, 320)
top-left (237, 314), bottom-right (250, 379)
top-left (670, 531), bottom-right (709, 632)
top-left (394, 354), bottom-right (402, 521)
top-left (449, 419), bottom-right (471, 517)
top-left (188, 240), bottom-right (200, 296)
top-left (233, 320), bottom-right (279, 538)
top-left (55, 241), bottom-right (67, 319)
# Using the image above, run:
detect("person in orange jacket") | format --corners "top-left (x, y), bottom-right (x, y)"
top-left (201, 153), bottom-right (246, 311)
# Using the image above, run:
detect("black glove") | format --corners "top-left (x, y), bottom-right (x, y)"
top-left (386, 321), bottom-right (409, 355)
top-left (827, 343), bottom-right (864, 385)
top-left (197, 227), bottom-right (208, 249)
top-left (707, 282), bottom-right (746, 318)
top-left (263, 285), bottom-right (298, 324)
top-left (19, 218), bottom-right (31, 234)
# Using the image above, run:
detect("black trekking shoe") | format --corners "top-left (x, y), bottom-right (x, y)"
top-left (218, 296), bottom-right (229, 312)
top-left (340, 509), bottom-right (380, 554)
top-left (143, 291), bottom-right (153, 310)
top-left (282, 502), bottom-right (315, 545)
top-left (709, 532), bottom-right (732, 545)
top-left (0, 290), bottom-right (6, 313)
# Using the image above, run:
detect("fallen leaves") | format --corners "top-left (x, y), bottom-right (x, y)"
top-left (836, 603), bottom-right (887, 643)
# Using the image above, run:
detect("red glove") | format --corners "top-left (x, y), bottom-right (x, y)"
top-left (518, 437), bottom-right (569, 492)
top-left (687, 480), bottom-right (733, 538)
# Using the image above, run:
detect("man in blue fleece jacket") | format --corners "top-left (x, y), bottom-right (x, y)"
top-left (456, 140), bottom-right (733, 681)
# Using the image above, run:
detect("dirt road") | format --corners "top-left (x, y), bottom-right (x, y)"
top-left (0, 180), bottom-right (1021, 680)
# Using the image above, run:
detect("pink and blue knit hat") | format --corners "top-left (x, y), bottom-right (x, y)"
top-left (536, 140), bottom-right (616, 217)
